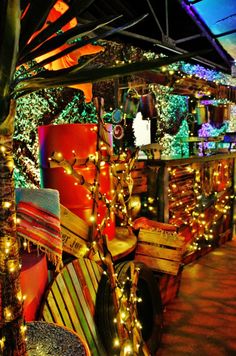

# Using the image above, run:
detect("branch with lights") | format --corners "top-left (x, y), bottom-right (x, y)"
top-left (49, 120), bottom-right (148, 354)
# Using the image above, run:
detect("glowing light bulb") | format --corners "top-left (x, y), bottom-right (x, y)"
top-left (20, 325), bottom-right (27, 333)
top-left (0, 337), bottom-right (5, 350)
top-left (89, 216), bottom-right (96, 223)
top-left (4, 308), bottom-right (12, 320)
top-left (124, 343), bottom-right (132, 355)
top-left (114, 338), bottom-right (120, 347)
top-left (2, 201), bottom-right (11, 209)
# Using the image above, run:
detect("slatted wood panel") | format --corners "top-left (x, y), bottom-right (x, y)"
top-left (135, 229), bottom-right (185, 275)
top-left (40, 258), bottom-right (106, 356)
top-left (114, 161), bottom-right (148, 194)
top-left (60, 205), bottom-right (89, 258)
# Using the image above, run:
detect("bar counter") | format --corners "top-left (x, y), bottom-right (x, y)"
top-left (140, 152), bottom-right (236, 258)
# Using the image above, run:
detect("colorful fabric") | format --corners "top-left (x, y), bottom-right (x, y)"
top-left (16, 188), bottom-right (62, 270)
top-left (139, 92), bottom-right (157, 119)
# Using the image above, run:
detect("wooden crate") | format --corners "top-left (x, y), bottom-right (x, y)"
top-left (135, 228), bottom-right (185, 275)
top-left (157, 267), bottom-right (183, 305)
top-left (60, 205), bottom-right (89, 258)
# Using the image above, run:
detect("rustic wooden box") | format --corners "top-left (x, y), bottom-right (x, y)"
top-left (60, 204), bottom-right (89, 258)
top-left (156, 267), bottom-right (183, 306)
top-left (135, 228), bottom-right (185, 275)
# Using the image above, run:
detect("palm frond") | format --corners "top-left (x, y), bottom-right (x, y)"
top-left (18, 15), bottom-right (122, 64)
top-left (20, 0), bottom-right (95, 57)
top-left (19, 0), bottom-right (57, 53)
top-left (19, 14), bottom-right (148, 73)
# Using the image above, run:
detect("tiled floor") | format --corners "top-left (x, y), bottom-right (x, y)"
top-left (156, 240), bottom-right (236, 356)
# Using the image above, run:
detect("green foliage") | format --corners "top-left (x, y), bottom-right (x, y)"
top-left (152, 85), bottom-right (188, 139)
top-left (14, 83), bottom-right (99, 186)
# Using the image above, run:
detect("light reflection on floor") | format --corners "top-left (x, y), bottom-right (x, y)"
top-left (156, 240), bottom-right (236, 356)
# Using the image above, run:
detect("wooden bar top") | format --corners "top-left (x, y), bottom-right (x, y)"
top-left (144, 151), bottom-right (236, 167)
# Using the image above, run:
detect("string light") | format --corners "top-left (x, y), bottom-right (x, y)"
top-left (0, 145), bottom-right (6, 153)
top-left (114, 338), bottom-right (120, 347)
top-left (0, 337), bottom-right (5, 351)
top-left (48, 127), bottom-right (148, 353)
top-left (2, 201), bottom-right (11, 209)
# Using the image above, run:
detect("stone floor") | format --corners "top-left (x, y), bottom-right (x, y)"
top-left (156, 239), bottom-right (236, 356)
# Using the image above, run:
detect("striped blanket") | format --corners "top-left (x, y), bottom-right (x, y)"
top-left (16, 188), bottom-right (62, 270)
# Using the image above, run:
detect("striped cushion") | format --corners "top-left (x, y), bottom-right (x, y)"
top-left (16, 188), bottom-right (62, 269)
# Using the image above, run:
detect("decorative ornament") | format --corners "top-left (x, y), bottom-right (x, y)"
top-left (113, 124), bottom-right (124, 140)
top-left (123, 89), bottom-right (140, 119)
top-left (127, 195), bottom-right (142, 219)
top-left (111, 109), bottom-right (123, 124)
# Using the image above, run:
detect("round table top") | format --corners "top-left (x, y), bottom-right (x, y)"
top-left (26, 321), bottom-right (90, 355)
top-left (92, 227), bottom-right (137, 262)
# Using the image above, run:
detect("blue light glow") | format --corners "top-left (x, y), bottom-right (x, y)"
top-left (193, 0), bottom-right (236, 59)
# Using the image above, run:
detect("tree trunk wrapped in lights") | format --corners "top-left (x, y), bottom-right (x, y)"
top-left (0, 101), bottom-right (27, 355)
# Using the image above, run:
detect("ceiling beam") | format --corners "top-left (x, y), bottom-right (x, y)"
top-left (175, 33), bottom-right (203, 44)
top-left (215, 28), bottom-right (236, 38)
top-left (114, 28), bottom-right (230, 71)
top-left (145, 0), bottom-right (165, 36)
top-left (165, 0), bottom-right (169, 37)
top-left (186, 0), bottom-right (203, 4)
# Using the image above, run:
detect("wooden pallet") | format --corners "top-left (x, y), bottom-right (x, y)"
top-left (135, 228), bottom-right (185, 275)
top-left (40, 258), bottom-right (106, 356)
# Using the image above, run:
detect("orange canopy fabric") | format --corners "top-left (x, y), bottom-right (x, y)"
top-left (35, 0), bottom-right (104, 102)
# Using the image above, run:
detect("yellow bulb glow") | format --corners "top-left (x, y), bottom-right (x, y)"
top-left (114, 338), bottom-right (120, 347)
top-left (0, 337), bottom-right (5, 350)
top-left (121, 312), bottom-right (126, 319)
top-left (124, 343), bottom-right (132, 354)
top-left (2, 201), bottom-right (11, 209)
top-left (5, 308), bottom-right (12, 319)
top-left (20, 325), bottom-right (27, 333)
